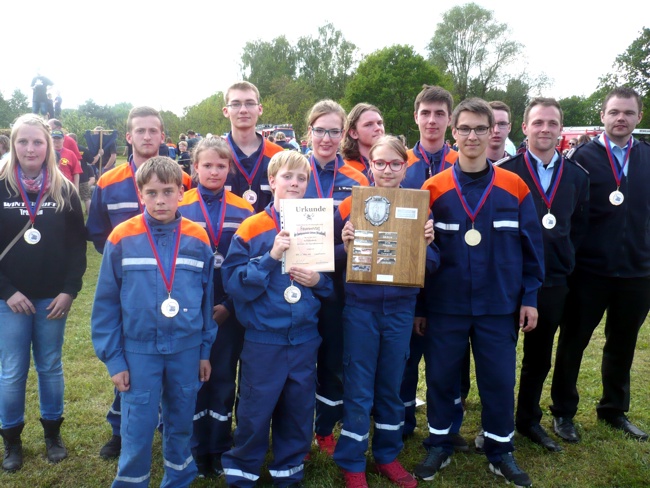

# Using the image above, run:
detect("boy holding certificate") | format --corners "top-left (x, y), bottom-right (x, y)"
top-left (221, 151), bottom-right (333, 488)
top-left (91, 157), bottom-right (216, 487)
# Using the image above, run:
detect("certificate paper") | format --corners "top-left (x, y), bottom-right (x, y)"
top-left (280, 198), bottom-right (335, 273)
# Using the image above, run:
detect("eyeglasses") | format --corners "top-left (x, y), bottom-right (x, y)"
top-left (455, 126), bottom-right (490, 136)
top-left (311, 127), bottom-right (343, 139)
top-left (494, 122), bottom-right (510, 130)
top-left (371, 160), bottom-right (406, 171)
top-left (568, 142), bottom-right (576, 146)
top-left (226, 102), bottom-right (259, 110)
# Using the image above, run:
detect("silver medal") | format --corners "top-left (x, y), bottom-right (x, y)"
top-left (243, 189), bottom-right (258, 204)
top-left (213, 251), bottom-right (224, 269)
top-left (284, 285), bottom-right (301, 304)
top-left (464, 228), bottom-right (481, 246)
top-left (161, 298), bottom-right (180, 317)
top-left (542, 213), bottom-right (556, 230)
top-left (609, 190), bottom-right (624, 206)
top-left (24, 228), bottom-right (41, 245)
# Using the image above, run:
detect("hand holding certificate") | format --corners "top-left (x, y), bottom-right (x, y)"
top-left (280, 198), bottom-right (335, 273)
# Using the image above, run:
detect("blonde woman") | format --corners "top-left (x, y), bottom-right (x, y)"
top-left (0, 114), bottom-right (86, 471)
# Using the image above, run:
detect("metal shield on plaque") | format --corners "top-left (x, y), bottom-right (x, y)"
top-left (364, 195), bottom-right (390, 227)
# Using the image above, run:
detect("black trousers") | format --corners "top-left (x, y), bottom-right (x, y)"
top-left (516, 285), bottom-right (568, 429)
top-left (550, 269), bottom-right (650, 419)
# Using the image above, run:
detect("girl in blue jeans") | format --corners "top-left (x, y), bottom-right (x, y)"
top-left (0, 114), bottom-right (87, 472)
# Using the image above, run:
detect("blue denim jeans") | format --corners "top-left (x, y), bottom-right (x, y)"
top-left (0, 299), bottom-right (67, 428)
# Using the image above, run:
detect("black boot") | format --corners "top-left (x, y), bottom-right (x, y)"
top-left (40, 417), bottom-right (68, 463)
top-left (0, 423), bottom-right (24, 472)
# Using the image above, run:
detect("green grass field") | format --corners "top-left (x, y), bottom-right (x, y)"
top-left (2, 247), bottom-right (650, 487)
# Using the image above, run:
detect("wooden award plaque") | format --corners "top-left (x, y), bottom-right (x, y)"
top-left (346, 186), bottom-right (430, 287)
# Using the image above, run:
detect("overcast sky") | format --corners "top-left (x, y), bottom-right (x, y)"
top-left (3, 1), bottom-right (647, 116)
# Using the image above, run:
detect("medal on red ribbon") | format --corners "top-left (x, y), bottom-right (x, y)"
top-left (16, 166), bottom-right (48, 245)
top-left (270, 205), bottom-right (301, 303)
top-left (603, 133), bottom-right (633, 206)
top-left (197, 190), bottom-right (228, 269)
top-left (524, 151), bottom-right (564, 230)
top-left (451, 165), bottom-right (495, 247)
top-left (142, 215), bottom-right (183, 317)
top-left (226, 135), bottom-right (265, 204)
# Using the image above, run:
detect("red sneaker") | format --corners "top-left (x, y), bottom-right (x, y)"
top-left (314, 433), bottom-right (337, 456)
top-left (342, 470), bottom-right (369, 488)
top-left (377, 460), bottom-right (418, 488)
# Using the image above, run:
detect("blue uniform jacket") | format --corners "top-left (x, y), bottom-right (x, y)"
top-left (423, 162), bottom-right (544, 315)
top-left (402, 142), bottom-right (457, 190)
top-left (91, 212), bottom-right (216, 377)
top-left (570, 137), bottom-right (650, 278)
top-left (305, 154), bottom-right (369, 209)
top-left (87, 159), bottom-right (192, 253)
top-left (225, 134), bottom-right (284, 213)
top-left (222, 203), bottom-right (334, 345)
top-left (179, 185), bottom-right (254, 313)
top-left (498, 151), bottom-right (589, 287)
top-left (334, 193), bottom-right (440, 314)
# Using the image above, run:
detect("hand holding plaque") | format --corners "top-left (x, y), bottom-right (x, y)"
top-left (346, 186), bottom-right (430, 287)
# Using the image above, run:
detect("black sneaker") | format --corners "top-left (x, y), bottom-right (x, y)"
top-left (99, 435), bottom-right (121, 459)
top-left (489, 453), bottom-right (532, 487)
top-left (195, 454), bottom-right (210, 478)
top-left (414, 447), bottom-right (451, 481)
top-left (209, 454), bottom-right (224, 476)
top-left (450, 433), bottom-right (469, 452)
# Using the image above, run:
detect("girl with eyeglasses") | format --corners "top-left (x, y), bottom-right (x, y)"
top-left (302, 100), bottom-right (369, 456)
top-left (333, 136), bottom-right (438, 487)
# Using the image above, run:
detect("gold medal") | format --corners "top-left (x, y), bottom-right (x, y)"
top-left (609, 190), bottom-right (624, 206)
top-left (161, 297), bottom-right (179, 318)
top-left (464, 228), bottom-right (481, 246)
top-left (24, 227), bottom-right (41, 245)
top-left (284, 285), bottom-right (301, 304)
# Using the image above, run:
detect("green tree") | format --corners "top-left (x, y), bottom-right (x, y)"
top-left (427, 3), bottom-right (522, 101)
top-left (182, 93), bottom-right (230, 138)
top-left (296, 23), bottom-right (358, 101)
top-left (7, 90), bottom-right (29, 120)
top-left (343, 45), bottom-right (448, 146)
top-left (557, 95), bottom-right (601, 127)
top-left (59, 110), bottom-right (108, 145)
top-left (240, 36), bottom-right (297, 97)
top-left (599, 27), bottom-right (650, 128)
top-left (266, 77), bottom-right (317, 139)
top-left (607, 28), bottom-right (650, 98)
top-left (0, 89), bottom-right (30, 127)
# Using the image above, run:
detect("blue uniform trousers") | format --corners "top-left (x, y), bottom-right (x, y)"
top-left (333, 304), bottom-right (413, 472)
top-left (192, 314), bottom-right (245, 457)
top-left (108, 389), bottom-right (122, 435)
top-left (424, 313), bottom-right (517, 462)
top-left (222, 337), bottom-right (320, 488)
top-left (400, 335), bottom-right (464, 437)
top-left (113, 347), bottom-right (200, 488)
top-left (315, 284), bottom-right (345, 436)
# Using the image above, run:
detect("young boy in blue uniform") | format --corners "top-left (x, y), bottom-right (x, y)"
top-left (414, 98), bottom-right (544, 488)
top-left (221, 151), bottom-right (333, 487)
top-left (92, 157), bottom-right (216, 488)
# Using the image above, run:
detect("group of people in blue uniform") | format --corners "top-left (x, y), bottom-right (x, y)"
top-left (3, 80), bottom-right (649, 488)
